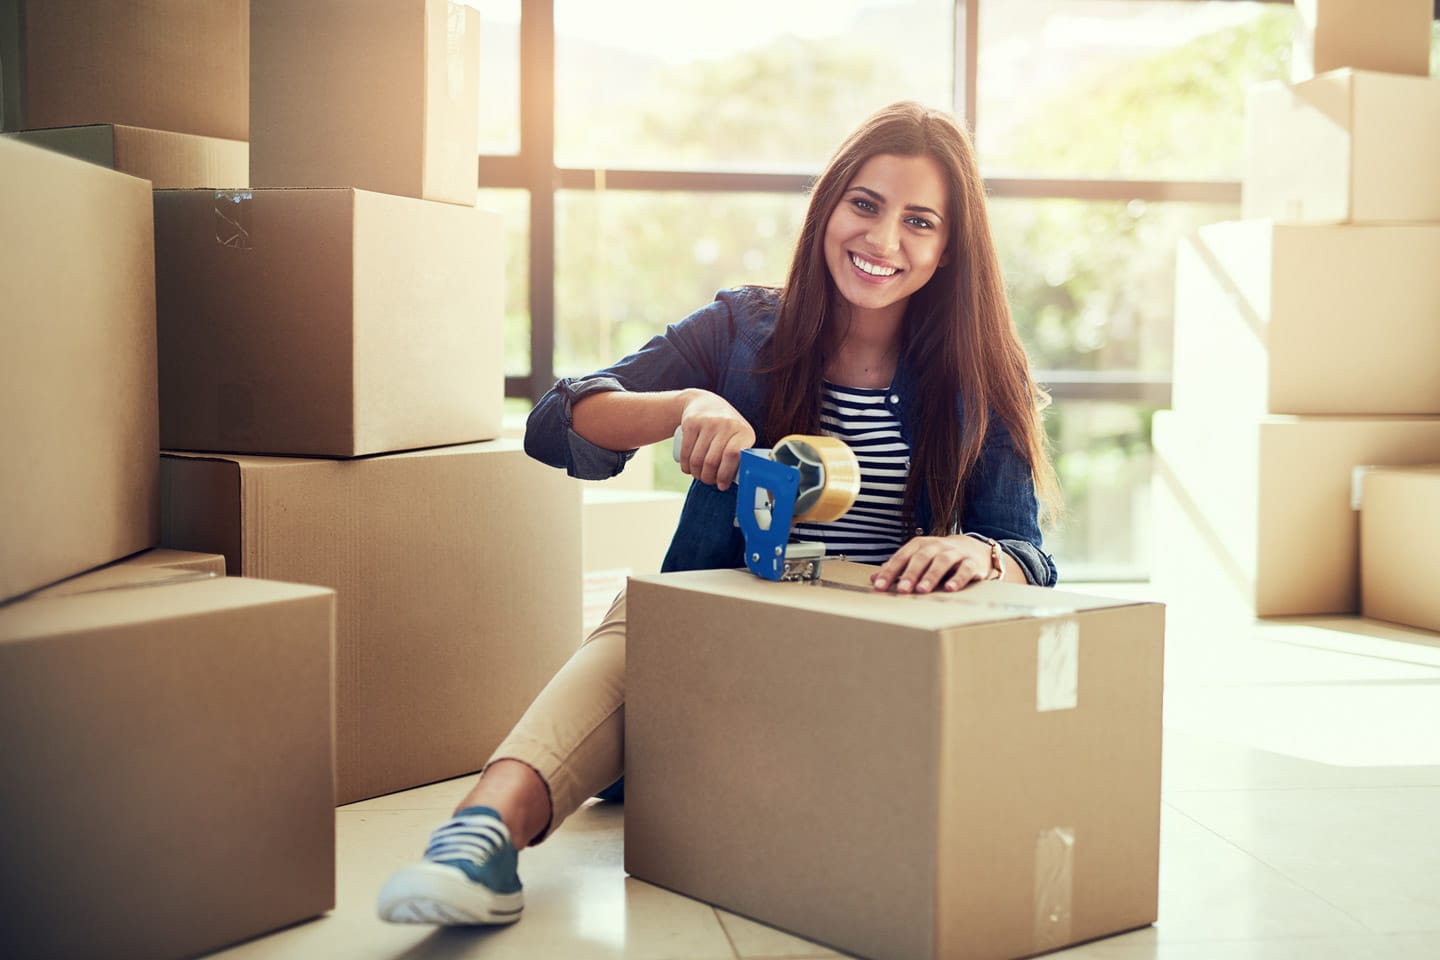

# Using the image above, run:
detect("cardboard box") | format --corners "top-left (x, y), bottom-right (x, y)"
top-left (3, 124), bottom-right (247, 188)
top-left (1172, 221), bottom-right (1440, 418)
top-left (250, 0), bottom-right (479, 205)
top-left (0, 0), bottom-right (248, 140)
top-left (1151, 411), bottom-right (1440, 617)
top-left (1243, 71), bottom-right (1440, 224)
top-left (626, 561), bottom-right (1164, 960)
top-left (1359, 464), bottom-right (1440, 634)
top-left (582, 488), bottom-right (684, 575)
top-left (0, 137), bottom-right (158, 604)
top-left (582, 488), bottom-right (683, 631)
top-left (1292, 0), bottom-right (1433, 82)
top-left (153, 188), bottom-right (503, 457)
top-left (0, 575), bottom-right (335, 960)
top-left (160, 440), bottom-right (584, 804)
top-left (27, 547), bottom-right (225, 601)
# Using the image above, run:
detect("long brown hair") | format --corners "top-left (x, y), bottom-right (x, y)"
top-left (762, 101), bottom-right (1059, 533)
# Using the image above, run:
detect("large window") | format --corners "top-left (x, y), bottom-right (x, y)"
top-left (472, 0), bottom-right (1425, 580)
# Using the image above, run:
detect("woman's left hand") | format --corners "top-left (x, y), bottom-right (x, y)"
top-left (871, 535), bottom-right (994, 594)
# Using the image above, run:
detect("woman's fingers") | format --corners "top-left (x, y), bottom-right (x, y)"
top-left (677, 394), bottom-right (756, 491)
top-left (873, 536), bottom-right (990, 594)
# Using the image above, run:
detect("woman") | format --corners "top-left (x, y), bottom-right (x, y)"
top-left (377, 101), bottom-right (1059, 926)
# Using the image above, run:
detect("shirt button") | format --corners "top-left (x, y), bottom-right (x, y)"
top-left (914, 527), bottom-right (924, 536)
top-left (889, 394), bottom-right (900, 404)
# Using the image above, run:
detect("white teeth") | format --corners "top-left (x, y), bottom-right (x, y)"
top-left (851, 253), bottom-right (897, 277)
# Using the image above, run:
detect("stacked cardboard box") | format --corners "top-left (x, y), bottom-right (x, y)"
top-left (0, 1), bottom-right (249, 187)
top-left (1, 139), bottom-right (159, 602)
top-left (157, 0), bottom-right (584, 804)
top-left (1356, 465), bottom-right (1440, 633)
top-left (2, 19), bottom-right (345, 957)
top-left (0, 551), bottom-right (337, 960)
top-left (1154, 4), bottom-right (1440, 618)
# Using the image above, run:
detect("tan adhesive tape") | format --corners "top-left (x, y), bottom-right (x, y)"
top-left (1033, 827), bottom-right (1076, 950)
top-left (773, 434), bottom-right (861, 523)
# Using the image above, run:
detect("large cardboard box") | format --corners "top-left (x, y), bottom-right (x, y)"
top-left (1359, 464), bottom-right (1440, 634)
top-left (1291, 0), bottom-right (1434, 82)
top-left (0, 575), bottom-right (336, 960)
top-left (27, 547), bottom-right (225, 601)
top-left (1243, 70), bottom-right (1440, 225)
top-left (160, 440), bottom-right (583, 804)
top-left (626, 562), bottom-right (1164, 960)
top-left (1151, 411), bottom-right (1440, 617)
top-left (250, 0), bottom-right (480, 205)
top-left (3, 124), bottom-right (247, 188)
top-left (0, 0), bottom-right (248, 140)
top-left (1, 138), bottom-right (158, 603)
top-left (1171, 221), bottom-right (1440, 418)
top-left (153, 188), bottom-right (503, 457)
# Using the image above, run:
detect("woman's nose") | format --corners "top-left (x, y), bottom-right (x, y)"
top-left (865, 217), bottom-right (900, 254)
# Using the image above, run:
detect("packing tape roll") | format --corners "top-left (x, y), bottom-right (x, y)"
top-left (772, 434), bottom-right (861, 523)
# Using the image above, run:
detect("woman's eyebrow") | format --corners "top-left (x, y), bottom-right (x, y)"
top-left (847, 185), bottom-right (943, 223)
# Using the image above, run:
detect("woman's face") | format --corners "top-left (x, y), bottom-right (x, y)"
top-left (823, 152), bottom-right (951, 323)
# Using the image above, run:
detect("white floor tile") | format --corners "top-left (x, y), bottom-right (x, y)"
top-left (1048, 931), bottom-right (1440, 959)
top-left (208, 802), bottom-right (735, 960)
top-left (716, 908), bottom-right (851, 958)
top-left (1167, 788), bottom-right (1440, 935)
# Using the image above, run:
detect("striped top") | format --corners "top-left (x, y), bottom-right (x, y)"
top-left (790, 381), bottom-right (910, 564)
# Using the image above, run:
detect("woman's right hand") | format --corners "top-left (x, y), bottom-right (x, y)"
top-left (676, 390), bottom-right (756, 491)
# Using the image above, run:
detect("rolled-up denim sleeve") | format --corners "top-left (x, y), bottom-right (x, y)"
top-left (960, 424), bottom-right (1058, 587)
top-left (523, 295), bottom-right (738, 481)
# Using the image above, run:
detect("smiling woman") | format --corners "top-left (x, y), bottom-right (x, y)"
top-left (378, 101), bottom-right (1060, 929)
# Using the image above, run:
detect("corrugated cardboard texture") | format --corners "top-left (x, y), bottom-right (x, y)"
top-left (3, 0), bottom-right (248, 139)
top-left (626, 566), bottom-right (1162, 960)
top-left (1243, 71), bottom-right (1440, 224)
top-left (1172, 222), bottom-right (1440, 418)
top-left (0, 138), bottom-right (158, 603)
top-left (1152, 411), bottom-right (1440, 617)
top-left (153, 188), bottom-right (503, 457)
top-left (0, 577), bottom-right (335, 960)
top-left (1292, 0), bottom-right (1433, 82)
top-left (250, 0), bottom-right (479, 205)
top-left (26, 548), bottom-right (225, 601)
top-left (1361, 465), bottom-right (1440, 634)
top-left (3, 124), bottom-right (248, 188)
top-left (160, 440), bottom-right (583, 804)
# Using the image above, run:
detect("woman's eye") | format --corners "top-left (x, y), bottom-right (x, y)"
top-left (851, 198), bottom-right (876, 213)
top-left (907, 216), bottom-right (934, 230)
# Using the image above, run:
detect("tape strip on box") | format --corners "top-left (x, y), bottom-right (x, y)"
top-left (214, 190), bottom-right (253, 249)
top-left (1033, 826), bottom-right (1076, 950)
top-left (1036, 616), bottom-right (1079, 712)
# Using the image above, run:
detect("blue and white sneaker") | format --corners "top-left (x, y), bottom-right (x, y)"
top-left (376, 805), bottom-right (524, 925)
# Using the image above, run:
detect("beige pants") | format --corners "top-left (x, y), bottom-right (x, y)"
top-left (484, 589), bottom-right (628, 844)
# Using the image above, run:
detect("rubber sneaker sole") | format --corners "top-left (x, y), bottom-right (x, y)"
top-left (376, 862), bottom-right (524, 926)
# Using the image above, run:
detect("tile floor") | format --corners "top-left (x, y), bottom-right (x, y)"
top-left (211, 580), bottom-right (1440, 960)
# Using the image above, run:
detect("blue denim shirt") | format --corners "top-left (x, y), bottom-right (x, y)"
top-left (525, 286), bottom-right (1057, 586)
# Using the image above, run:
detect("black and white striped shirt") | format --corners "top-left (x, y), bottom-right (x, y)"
top-left (790, 381), bottom-right (909, 564)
